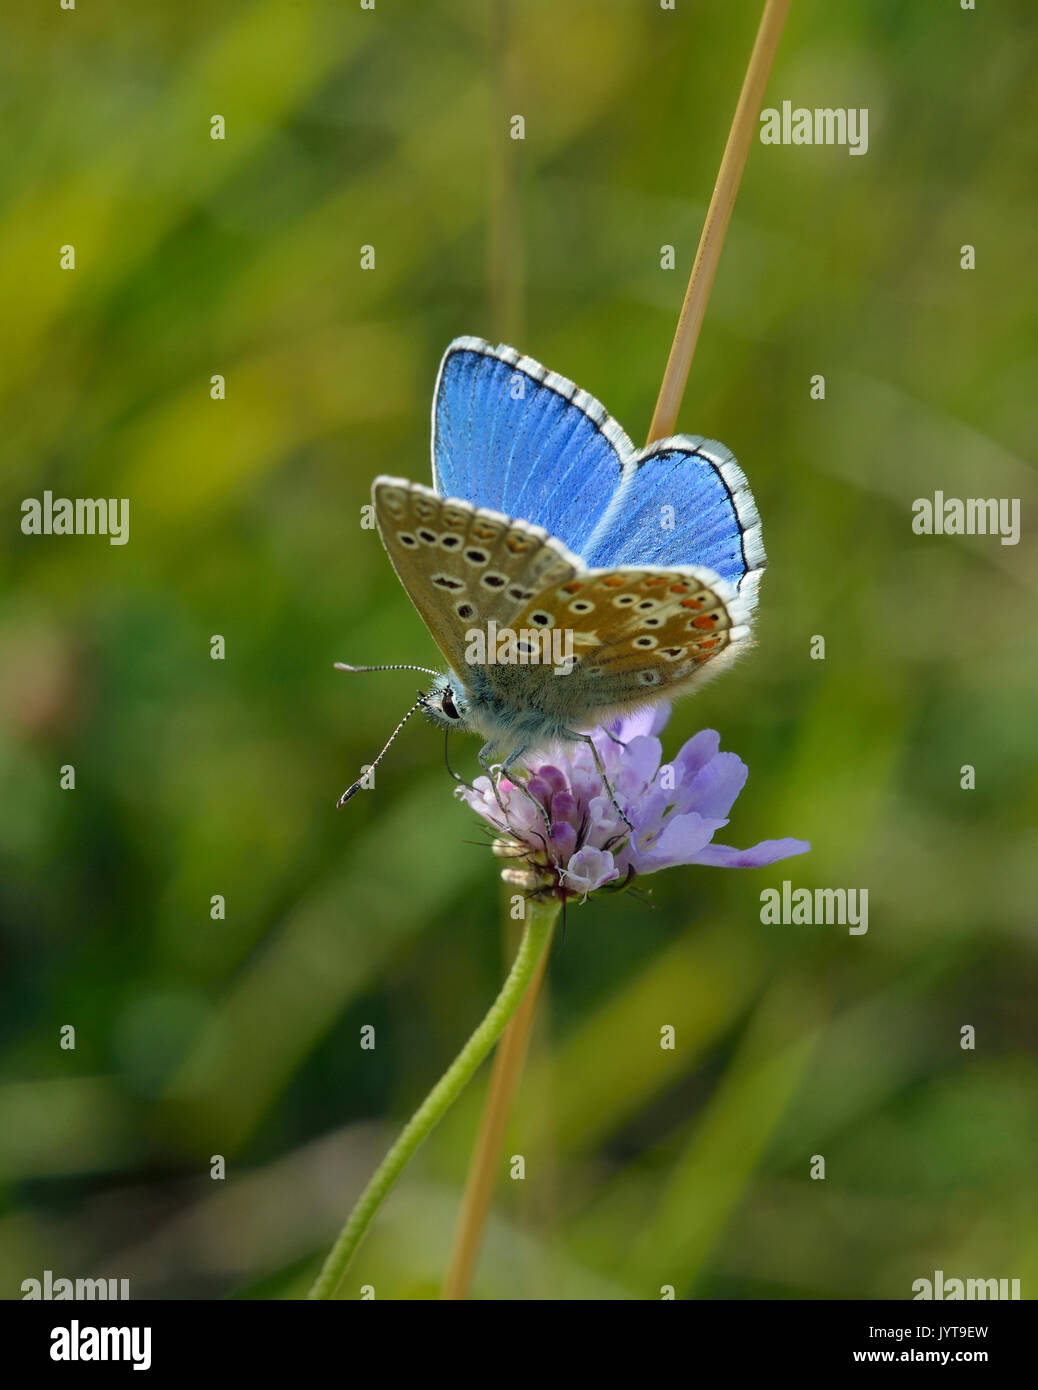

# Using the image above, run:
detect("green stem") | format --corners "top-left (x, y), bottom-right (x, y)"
top-left (307, 896), bottom-right (560, 1299)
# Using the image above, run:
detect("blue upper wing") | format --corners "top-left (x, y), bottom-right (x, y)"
top-left (431, 338), bottom-right (765, 605)
top-left (580, 436), bottom-right (766, 601)
top-left (431, 337), bottom-right (636, 556)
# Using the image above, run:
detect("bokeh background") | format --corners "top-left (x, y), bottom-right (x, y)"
top-left (1, 0), bottom-right (1036, 1300)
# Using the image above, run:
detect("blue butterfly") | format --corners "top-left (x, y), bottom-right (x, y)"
top-left (340, 337), bottom-right (765, 821)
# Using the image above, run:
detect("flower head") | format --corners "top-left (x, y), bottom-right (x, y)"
top-left (457, 703), bottom-right (809, 902)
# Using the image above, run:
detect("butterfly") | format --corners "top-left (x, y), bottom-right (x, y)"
top-left (339, 336), bottom-right (765, 824)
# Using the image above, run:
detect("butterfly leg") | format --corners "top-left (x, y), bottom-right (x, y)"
top-left (477, 743), bottom-right (515, 824)
top-left (500, 745), bottom-right (553, 833)
top-left (477, 743), bottom-right (551, 833)
top-left (443, 730), bottom-right (472, 789)
top-left (572, 732), bottom-right (635, 833)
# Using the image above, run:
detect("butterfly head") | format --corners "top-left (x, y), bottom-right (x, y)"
top-left (419, 671), bottom-right (475, 734)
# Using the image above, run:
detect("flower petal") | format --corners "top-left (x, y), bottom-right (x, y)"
top-left (548, 821), bottom-right (577, 862)
top-left (615, 734), bottom-right (663, 793)
top-left (586, 793), bottom-right (626, 844)
top-left (525, 775), bottom-right (555, 808)
top-left (563, 846), bottom-right (619, 894)
top-left (628, 811), bottom-right (728, 871)
top-left (672, 728), bottom-right (722, 784)
top-left (455, 779), bottom-right (505, 828)
top-left (682, 751), bottom-right (749, 819)
top-left (691, 837), bottom-right (812, 868)
top-left (536, 765), bottom-right (569, 797)
top-left (617, 702), bottom-right (672, 741)
top-left (549, 791), bottom-right (580, 827)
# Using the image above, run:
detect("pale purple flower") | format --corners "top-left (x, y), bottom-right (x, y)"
top-left (457, 703), bottom-right (809, 902)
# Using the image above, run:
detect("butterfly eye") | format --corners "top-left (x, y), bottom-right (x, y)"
top-left (441, 689), bottom-right (460, 720)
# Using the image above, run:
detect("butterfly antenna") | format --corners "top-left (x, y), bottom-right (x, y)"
top-left (335, 661), bottom-right (441, 678)
top-left (337, 696), bottom-right (425, 807)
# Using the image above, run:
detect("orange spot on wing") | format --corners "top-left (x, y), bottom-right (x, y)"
top-left (692, 614), bottom-right (718, 629)
top-left (601, 575), bottom-right (626, 587)
top-left (681, 597), bottom-right (703, 610)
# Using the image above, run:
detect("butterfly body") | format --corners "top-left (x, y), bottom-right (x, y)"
top-left (359, 337), bottom-right (767, 797)
top-left (419, 667), bottom-right (578, 751)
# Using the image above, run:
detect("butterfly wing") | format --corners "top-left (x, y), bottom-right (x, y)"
top-left (434, 339), bottom-right (765, 608)
top-left (431, 337), bottom-right (637, 557)
top-left (580, 436), bottom-right (766, 606)
top-left (497, 562), bottom-right (753, 720)
top-left (373, 476), bottom-right (581, 674)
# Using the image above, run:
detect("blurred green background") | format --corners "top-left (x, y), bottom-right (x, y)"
top-left (1, 0), bottom-right (1036, 1300)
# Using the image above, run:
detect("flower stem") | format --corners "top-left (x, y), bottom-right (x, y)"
top-left (441, 912), bottom-right (554, 1299)
top-left (307, 897), bottom-right (559, 1300)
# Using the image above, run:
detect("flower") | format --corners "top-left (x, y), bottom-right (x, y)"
top-left (456, 703), bottom-right (810, 902)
